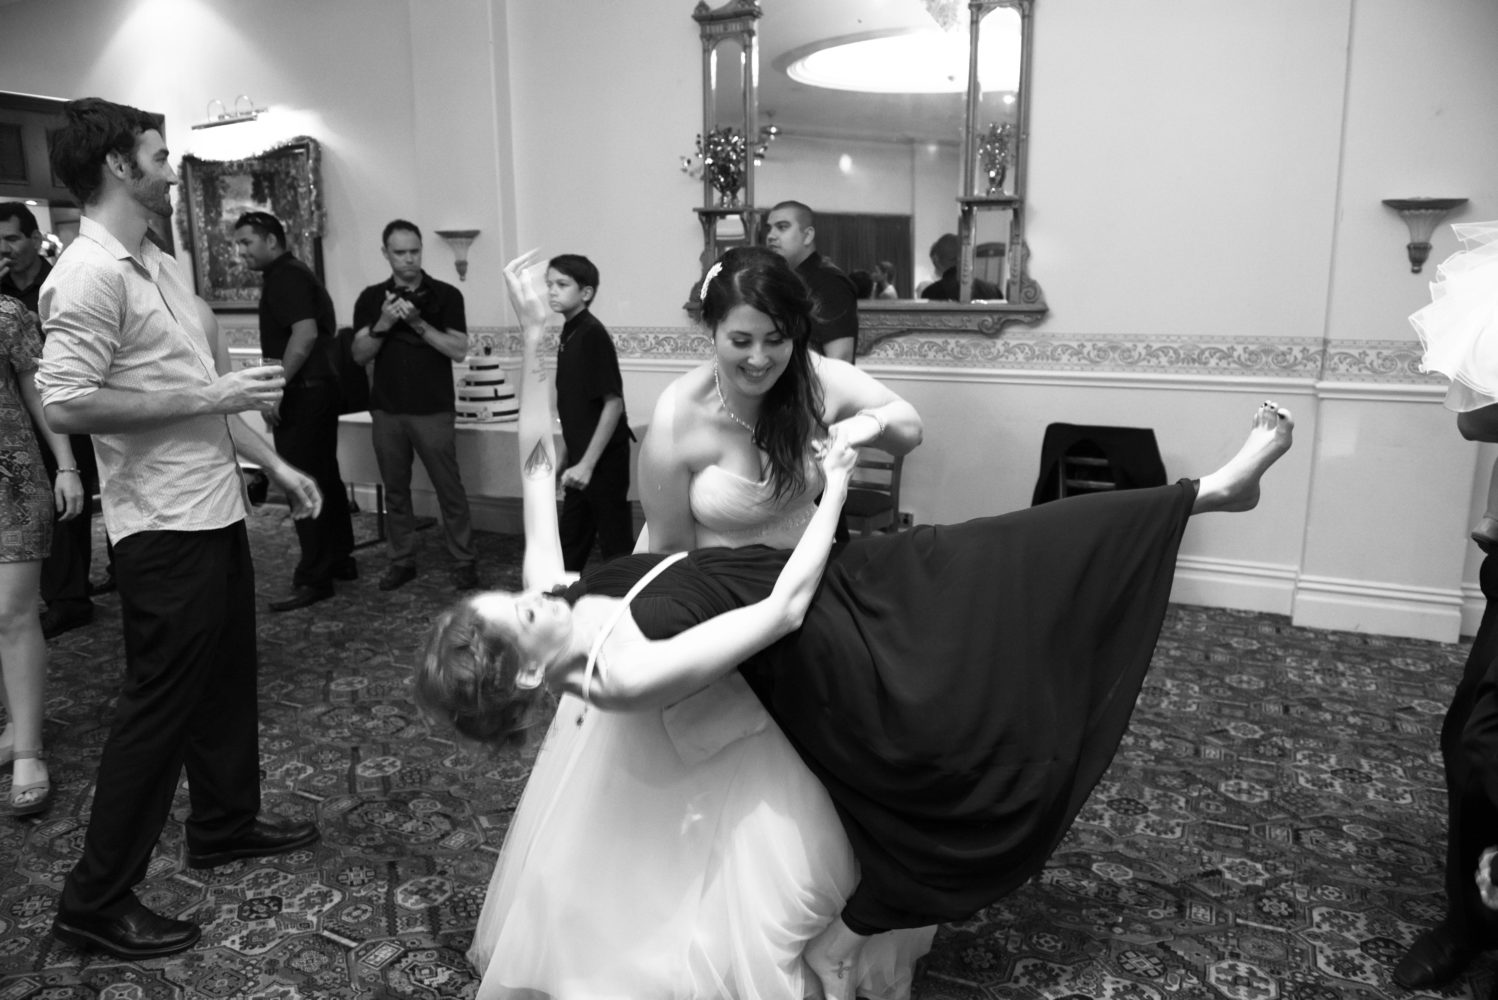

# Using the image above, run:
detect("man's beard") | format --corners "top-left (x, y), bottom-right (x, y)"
top-left (127, 166), bottom-right (173, 217)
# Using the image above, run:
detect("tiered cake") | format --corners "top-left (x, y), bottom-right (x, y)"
top-left (455, 353), bottom-right (518, 422)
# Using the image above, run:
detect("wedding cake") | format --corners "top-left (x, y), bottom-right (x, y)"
top-left (455, 353), bottom-right (518, 423)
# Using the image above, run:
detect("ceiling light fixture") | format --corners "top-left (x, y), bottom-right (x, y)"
top-left (785, 26), bottom-right (1018, 95)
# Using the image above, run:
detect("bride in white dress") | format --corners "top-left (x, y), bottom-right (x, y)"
top-left (468, 247), bottom-right (931, 999)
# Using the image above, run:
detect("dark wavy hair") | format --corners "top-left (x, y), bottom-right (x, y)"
top-left (0, 201), bottom-right (40, 235)
top-left (413, 597), bottom-right (554, 750)
top-left (51, 98), bottom-right (162, 206)
top-left (700, 246), bottom-right (826, 503)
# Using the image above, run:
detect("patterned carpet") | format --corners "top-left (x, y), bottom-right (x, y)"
top-left (0, 510), bottom-right (1486, 1000)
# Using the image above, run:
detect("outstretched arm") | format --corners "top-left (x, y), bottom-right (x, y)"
top-left (584, 436), bottom-right (858, 711)
top-left (503, 251), bottom-right (570, 591)
top-left (18, 367), bottom-right (84, 521)
top-left (637, 381), bottom-right (697, 553)
top-left (816, 355), bottom-right (923, 455)
top-left (192, 297), bottom-right (322, 521)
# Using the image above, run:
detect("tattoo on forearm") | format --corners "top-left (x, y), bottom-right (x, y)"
top-left (529, 359), bottom-right (548, 384)
top-left (523, 440), bottom-right (553, 480)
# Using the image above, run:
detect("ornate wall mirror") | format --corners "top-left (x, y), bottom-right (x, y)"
top-left (692, 0), bottom-right (1046, 348)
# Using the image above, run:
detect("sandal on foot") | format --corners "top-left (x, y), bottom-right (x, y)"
top-left (9, 749), bottom-right (51, 818)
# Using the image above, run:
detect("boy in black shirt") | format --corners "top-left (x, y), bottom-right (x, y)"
top-left (546, 254), bottom-right (632, 570)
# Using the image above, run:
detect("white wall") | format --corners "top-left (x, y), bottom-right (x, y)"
top-left (5, 0), bottom-right (1498, 641)
top-left (501, 0), bottom-right (701, 326)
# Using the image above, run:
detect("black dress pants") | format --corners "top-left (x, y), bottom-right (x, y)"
top-left (272, 381), bottom-right (353, 590)
top-left (60, 523), bottom-right (261, 918)
top-left (559, 441), bottom-right (633, 572)
top-left (37, 431), bottom-right (96, 613)
top-left (1440, 552), bottom-right (1498, 946)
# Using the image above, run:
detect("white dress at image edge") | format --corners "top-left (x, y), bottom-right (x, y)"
top-left (468, 464), bottom-right (934, 1000)
top-left (1411, 221), bottom-right (1498, 412)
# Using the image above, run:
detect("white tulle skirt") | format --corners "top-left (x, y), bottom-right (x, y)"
top-left (1411, 220), bottom-right (1498, 411)
top-left (468, 682), bottom-right (934, 1000)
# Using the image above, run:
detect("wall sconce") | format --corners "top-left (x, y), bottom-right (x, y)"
top-left (1382, 197), bottom-right (1468, 273)
top-left (191, 94), bottom-right (267, 130)
top-left (434, 229), bottom-right (480, 281)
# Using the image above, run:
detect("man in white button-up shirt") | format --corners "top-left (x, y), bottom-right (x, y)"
top-left (36, 97), bottom-right (324, 961)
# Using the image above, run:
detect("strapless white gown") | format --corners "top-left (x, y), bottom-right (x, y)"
top-left (1412, 220), bottom-right (1498, 411)
top-left (468, 465), bottom-right (935, 999)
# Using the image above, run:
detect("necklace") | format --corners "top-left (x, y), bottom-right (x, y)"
top-left (713, 363), bottom-right (756, 435)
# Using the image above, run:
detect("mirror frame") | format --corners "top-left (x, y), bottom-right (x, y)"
top-left (691, 0), bottom-right (1047, 350)
top-left (690, 0), bottom-right (763, 290)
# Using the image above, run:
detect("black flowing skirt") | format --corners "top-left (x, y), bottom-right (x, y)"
top-left (572, 479), bottom-right (1197, 933)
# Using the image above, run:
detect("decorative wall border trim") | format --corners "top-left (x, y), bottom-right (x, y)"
top-left (463, 326), bottom-right (1443, 387)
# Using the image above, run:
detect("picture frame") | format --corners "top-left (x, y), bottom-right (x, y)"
top-left (179, 136), bottom-right (324, 311)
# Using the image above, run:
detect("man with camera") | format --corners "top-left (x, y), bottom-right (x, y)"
top-left (351, 219), bottom-right (477, 592)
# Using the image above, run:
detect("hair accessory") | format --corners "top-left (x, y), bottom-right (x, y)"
top-left (699, 261), bottom-right (724, 302)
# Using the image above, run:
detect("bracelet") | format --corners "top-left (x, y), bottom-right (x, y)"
top-left (55, 467), bottom-right (80, 475)
top-left (857, 408), bottom-right (886, 440)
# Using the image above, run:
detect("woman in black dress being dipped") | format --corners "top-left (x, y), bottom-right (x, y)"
top-left (421, 250), bottom-right (1295, 1000)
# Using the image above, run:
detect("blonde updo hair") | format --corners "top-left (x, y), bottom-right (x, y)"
top-left (413, 597), bottom-right (555, 749)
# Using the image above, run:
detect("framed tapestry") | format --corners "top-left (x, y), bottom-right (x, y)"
top-left (179, 136), bottom-right (324, 310)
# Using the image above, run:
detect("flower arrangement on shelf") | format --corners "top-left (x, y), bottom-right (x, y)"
top-left (694, 126), bottom-right (748, 207)
top-left (977, 122), bottom-right (1015, 197)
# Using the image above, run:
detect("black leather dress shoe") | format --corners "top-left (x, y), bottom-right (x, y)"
top-left (41, 604), bottom-right (94, 639)
top-left (332, 556), bottom-right (358, 581)
top-left (377, 564), bottom-right (417, 591)
top-left (268, 586), bottom-right (335, 613)
top-left (1393, 923), bottom-right (1474, 989)
top-left (186, 817), bottom-right (321, 869)
top-left (53, 900), bottom-right (200, 959)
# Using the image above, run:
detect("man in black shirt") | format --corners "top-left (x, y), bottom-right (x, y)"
top-left (0, 201), bottom-right (52, 314)
top-left (921, 232), bottom-right (1003, 302)
top-left (765, 200), bottom-right (858, 362)
top-left (350, 220), bottom-right (477, 592)
top-left (3, 200), bottom-right (97, 636)
top-left (235, 211), bottom-right (354, 611)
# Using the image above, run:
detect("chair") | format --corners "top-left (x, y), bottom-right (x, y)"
top-left (1031, 423), bottom-right (1166, 505)
top-left (843, 447), bottom-right (905, 535)
top-left (1057, 440), bottom-right (1120, 498)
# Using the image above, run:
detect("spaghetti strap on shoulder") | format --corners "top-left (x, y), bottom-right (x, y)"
top-left (576, 552), bottom-right (687, 724)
